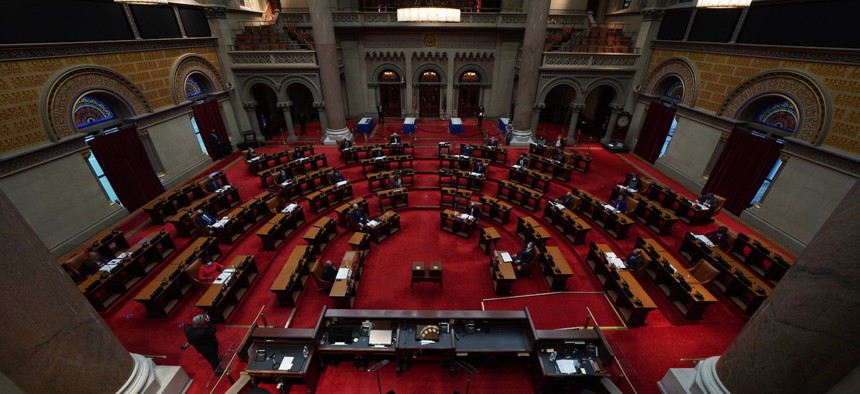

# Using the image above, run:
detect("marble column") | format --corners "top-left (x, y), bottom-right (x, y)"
top-left (0, 191), bottom-right (185, 393)
top-left (601, 104), bottom-right (623, 143)
top-left (509, 0), bottom-right (551, 146)
top-left (314, 101), bottom-right (330, 140)
top-left (242, 101), bottom-right (263, 141)
top-left (276, 101), bottom-right (298, 142)
top-left (661, 182), bottom-right (860, 394)
top-left (529, 103), bottom-right (545, 138)
top-left (566, 103), bottom-right (585, 144)
top-left (308, 0), bottom-right (349, 145)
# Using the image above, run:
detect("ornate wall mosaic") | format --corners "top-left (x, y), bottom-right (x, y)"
top-left (171, 55), bottom-right (224, 105)
top-left (718, 71), bottom-right (828, 145)
top-left (643, 58), bottom-right (698, 107)
top-left (44, 67), bottom-right (151, 140)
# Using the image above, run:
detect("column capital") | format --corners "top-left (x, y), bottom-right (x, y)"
top-left (609, 103), bottom-right (625, 112)
top-left (569, 103), bottom-right (586, 111)
top-left (533, 102), bottom-right (546, 111)
top-left (313, 101), bottom-right (326, 110)
top-left (242, 101), bottom-right (258, 111)
top-left (138, 129), bottom-right (150, 140)
top-left (277, 101), bottom-right (293, 109)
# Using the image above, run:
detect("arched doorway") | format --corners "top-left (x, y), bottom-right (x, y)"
top-left (287, 82), bottom-right (316, 134)
top-left (581, 86), bottom-right (615, 137)
top-left (250, 83), bottom-right (280, 138)
top-left (418, 70), bottom-right (441, 118)
top-left (378, 69), bottom-right (402, 118)
top-left (539, 84), bottom-right (577, 125)
top-left (457, 70), bottom-right (481, 118)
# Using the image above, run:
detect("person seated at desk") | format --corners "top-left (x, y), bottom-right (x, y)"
top-left (553, 135), bottom-right (565, 149)
top-left (460, 145), bottom-right (473, 157)
top-left (512, 242), bottom-right (536, 271)
top-left (466, 201), bottom-right (480, 218)
top-left (205, 176), bottom-right (221, 193)
top-left (82, 251), bottom-right (108, 276)
top-left (389, 133), bottom-right (401, 145)
top-left (621, 173), bottom-right (642, 192)
top-left (209, 133), bottom-right (231, 158)
top-left (195, 209), bottom-right (217, 228)
top-left (625, 248), bottom-right (644, 270)
top-left (275, 169), bottom-right (290, 185)
top-left (389, 174), bottom-right (402, 189)
top-left (198, 258), bottom-right (225, 284)
top-left (245, 147), bottom-right (257, 161)
top-left (321, 260), bottom-right (338, 282)
top-left (371, 146), bottom-right (385, 158)
top-left (292, 147), bottom-right (305, 160)
top-left (329, 168), bottom-right (345, 184)
top-left (486, 136), bottom-right (498, 148)
top-left (705, 226), bottom-right (730, 249)
top-left (473, 161), bottom-right (487, 175)
top-left (556, 192), bottom-right (575, 208)
top-left (514, 153), bottom-right (529, 168)
top-left (536, 135), bottom-right (547, 146)
top-left (698, 192), bottom-right (717, 209)
top-left (341, 138), bottom-right (353, 150)
top-left (554, 152), bottom-right (567, 164)
top-left (610, 195), bottom-right (627, 213)
top-left (351, 204), bottom-right (369, 230)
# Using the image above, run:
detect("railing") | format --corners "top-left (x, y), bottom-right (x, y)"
top-left (228, 50), bottom-right (317, 67)
top-left (542, 53), bottom-right (639, 69)
top-left (263, 10), bottom-right (588, 29)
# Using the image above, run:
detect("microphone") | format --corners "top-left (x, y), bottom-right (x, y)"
top-left (367, 359), bottom-right (390, 373)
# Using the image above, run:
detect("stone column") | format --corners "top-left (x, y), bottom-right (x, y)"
top-left (276, 101), bottom-right (298, 142)
top-left (601, 104), bottom-right (623, 143)
top-left (529, 103), bottom-right (545, 138)
top-left (242, 101), bottom-right (263, 141)
top-left (661, 182), bottom-right (860, 394)
top-left (509, 0), bottom-right (551, 146)
top-left (308, 0), bottom-right (349, 145)
top-left (0, 191), bottom-right (187, 393)
top-left (314, 101), bottom-right (330, 139)
top-left (566, 103), bottom-right (585, 144)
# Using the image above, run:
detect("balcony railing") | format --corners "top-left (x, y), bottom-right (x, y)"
top-left (228, 49), bottom-right (317, 67)
top-left (542, 52), bottom-right (639, 70)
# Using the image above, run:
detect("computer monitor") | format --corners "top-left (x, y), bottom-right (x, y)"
top-left (329, 325), bottom-right (355, 344)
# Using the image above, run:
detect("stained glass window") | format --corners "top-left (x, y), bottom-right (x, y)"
top-left (754, 100), bottom-right (798, 132)
top-left (74, 96), bottom-right (115, 128)
top-left (185, 76), bottom-right (204, 98)
top-left (665, 80), bottom-right (684, 100)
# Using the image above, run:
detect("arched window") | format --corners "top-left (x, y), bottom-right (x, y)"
top-left (74, 95), bottom-right (116, 128)
top-left (664, 80), bottom-right (684, 101)
top-left (754, 99), bottom-right (798, 133)
top-left (379, 69), bottom-right (400, 83)
top-left (459, 71), bottom-right (480, 83)
top-left (419, 70), bottom-right (440, 83)
top-left (185, 76), bottom-right (205, 99)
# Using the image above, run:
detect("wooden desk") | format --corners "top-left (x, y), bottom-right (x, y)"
top-left (532, 327), bottom-right (612, 393)
top-left (306, 181), bottom-right (353, 214)
top-left (196, 255), bottom-right (258, 323)
top-left (168, 185), bottom-right (242, 238)
top-left (441, 187), bottom-right (472, 209)
top-left (411, 261), bottom-right (443, 294)
top-left (543, 201), bottom-right (591, 245)
top-left (367, 168), bottom-right (415, 192)
top-left (359, 154), bottom-right (413, 175)
top-left (539, 246), bottom-right (573, 291)
top-left (585, 243), bottom-right (657, 326)
top-left (628, 195), bottom-right (678, 236)
top-left (243, 327), bottom-right (320, 394)
top-left (376, 187), bottom-right (408, 211)
top-left (440, 209), bottom-right (477, 239)
top-left (497, 180), bottom-right (543, 212)
top-left (367, 211), bottom-right (400, 244)
top-left (256, 204), bottom-right (305, 251)
top-left (452, 169), bottom-right (486, 191)
top-left (637, 238), bottom-right (718, 320)
top-left (329, 252), bottom-right (361, 308)
top-left (334, 197), bottom-right (368, 228)
top-left (347, 232), bottom-right (371, 262)
top-left (479, 227), bottom-right (501, 255)
top-left (516, 216), bottom-right (552, 248)
top-left (729, 233), bottom-right (795, 283)
top-left (438, 154), bottom-right (489, 172)
top-left (460, 143), bottom-right (508, 164)
top-left (270, 245), bottom-right (313, 307)
top-left (478, 195), bottom-right (513, 224)
top-left (508, 165), bottom-right (552, 193)
top-left (570, 188), bottom-right (633, 240)
top-left (303, 217), bottom-right (338, 256)
top-left (523, 152), bottom-right (573, 181)
top-left (491, 251), bottom-right (517, 295)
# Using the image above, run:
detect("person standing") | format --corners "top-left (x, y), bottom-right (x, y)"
top-left (377, 102), bottom-right (385, 124)
top-left (477, 104), bottom-right (485, 128)
top-left (298, 112), bottom-right (306, 135)
top-left (184, 314), bottom-right (222, 373)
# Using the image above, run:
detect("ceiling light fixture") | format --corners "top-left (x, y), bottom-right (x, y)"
top-left (397, 1), bottom-right (461, 23)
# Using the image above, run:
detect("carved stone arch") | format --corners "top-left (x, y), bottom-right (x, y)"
top-left (43, 66), bottom-right (151, 141)
top-left (370, 63), bottom-right (407, 83)
top-left (583, 78), bottom-right (625, 103)
top-left (413, 63), bottom-right (447, 84)
top-left (280, 75), bottom-right (323, 102)
top-left (718, 69), bottom-right (830, 145)
top-left (170, 55), bottom-right (225, 104)
top-left (642, 57), bottom-right (698, 107)
top-left (241, 76), bottom-right (280, 102)
top-left (453, 64), bottom-right (489, 85)
top-left (537, 77), bottom-right (584, 104)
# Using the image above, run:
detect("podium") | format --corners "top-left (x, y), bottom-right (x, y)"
top-left (449, 118), bottom-right (463, 134)
top-left (403, 117), bottom-right (416, 135)
top-left (357, 117), bottom-right (375, 134)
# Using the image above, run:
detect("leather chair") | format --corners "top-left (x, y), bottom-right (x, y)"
top-left (265, 195), bottom-right (281, 215)
top-left (689, 260), bottom-right (720, 285)
top-left (514, 248), bottom-right (540, 277)
top-left (62, 251), bottom-right (89, 283)
top-left (712, 195), bottom-right (727, 215)
top-left (624, 197), bottom-right (639, 216)
top-left (184, 258), bottom-right (208, 287)
top-left (309, 259), bottom-right (333, 291)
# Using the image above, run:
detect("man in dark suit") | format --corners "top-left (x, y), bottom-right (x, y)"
top-left (276, 169), bottom-right (289, 185)
top-left (705, 226), bottom-right (730, 248)
top-left (245, 148), bottom-right (257, 161)
top-left (477, 104), bottom-right (485, 127)
top-left (184, 314), bottom-right (222, 373)
top-left (514, 153), bottom-right (529, 167)
top-left (461, 145), bottom-right (473, 157)
top-left (209, 132), bottom-right (230, 158)
top-left (321, 260), bottom-right (338, 282)
top-left (292, 147), bottom-right (305, 160)
top-left (81, 251), bottom-right (107, 276)
top-left (473, 161), bottom-right (487, 175)
top-left (513, 242), bottom-right (536, 269)
top-left (195, 209), bottom-right (216, 228)
top-left (611, 195), bottom-right (628, 213)
top-left (389, 133), bottom-right (401, 145)
top-left (205, 177), bottom-right (220, 193)
top-left (557, 192), bottom-right (575, 208)
top-left (377, 102), bottom-right (385, 124)
top-left (623, 173), bottom-right (642, 191)
top-left (341, 138), bottom-right (353, 150)
top-left (389, 174), bottom-right (402, 189)
top-left (466, 201), bottom-right (480, 218)
top-left (351, 204), bottom-right (368, 230)
top-left (625, 248), bottom-right (644, 270)
top-left (487, 136), bottom-right (498, 147)
top-left (555, 152), bottom-right (566, 164)
top-left (698, 192), bottom-right (717, 208)
top-left (329, 169), bottom-right (345, 184)
top-left (372, 146), bottom-right (385, 158)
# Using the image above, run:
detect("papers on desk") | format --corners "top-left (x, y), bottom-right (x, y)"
top-left (511, 165), bottom-right (521, 169)
top-left (213, 269), bottom-right (235, 285)
top-left (99, 259), bottom-right (122, 272)
top-left (552, 201), bottom-right (565, 210)
top-left (500, 252), bottom-right (513, 263)
top-left (605, 252), bottom-right (626, 269)
top-left (439, 142), bottom-right (449, 145)
top-left (335, 267), bottom-right (350, 280)
top-left (359, 117), bottom-right (372, 125)
top-left (278, 356), bottom-right (294, 371)
top-left (469, 172), bottom-right (483, 178)
top-left (693, 202), bottom-right (710, 211)
top-left (694, 234), bottom-right (715, 248)
top-left (211, 217), bottom-right (230, 228)
top-left (603, 204), bottom-right (619, 213)
top-left (336, 180), bottom-right (349, 187)
top-left (283, 203), bottom-right (298, 213)
top-left (280, 179), bottom-right (293, 187)
top-left (459, 214), bottom-right (474, 221)
top-left (296, 156), bottom-right (308, 162)
top-left (117, 253), bottom-right (129, 259)
top-left (367, 220), bottom-right (379, 228)
top-left (556, 359), bottom-right (579, 374)
top-left (375, 156), bottom-right (386, 161)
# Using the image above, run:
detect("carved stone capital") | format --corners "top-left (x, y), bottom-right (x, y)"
top-left (313, 101), bottom-right (325, 110)
top-left (533, 103), bottom-right (546, 111)
top-left (138, 129), bottom-right (150, 140)
top-left (277, 101), bottom-right (292, 109)
top-left (569, 103), bottom-right (586, 111)
top-left (242, 101), bottom-right (258, 111)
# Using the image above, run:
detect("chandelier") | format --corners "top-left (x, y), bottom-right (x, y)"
top-left (696, 0), bottom-right (752, 7)
top-left (397, 0), bottom-right (461, 23)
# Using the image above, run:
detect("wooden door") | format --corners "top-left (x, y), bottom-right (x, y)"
top-left (419, 85), bottom-right (440, 118)
top-left (379, 84), bottom-right (401, 118)
top-left (458, 86), bottom-right (480, 118)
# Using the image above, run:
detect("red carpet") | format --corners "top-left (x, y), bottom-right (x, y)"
top-left (89, 124), bottom-right (762, 394)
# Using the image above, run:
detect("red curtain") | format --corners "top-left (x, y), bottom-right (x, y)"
top-left (703, 128), bottom-right (782, 215)
top-left (192, 98), bottom-right (230, 160)
top-left (88, 125), bottom-right (165, 212)
top-left (633, 101), bottom-right (677, 163)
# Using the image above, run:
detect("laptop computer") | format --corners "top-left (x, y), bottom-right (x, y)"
top-left (368, 329), bottom-right (392, 346)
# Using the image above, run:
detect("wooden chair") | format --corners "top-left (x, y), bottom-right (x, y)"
top-left (689, 260), bottom-right (720, 285)
top-left (184, 258), bottom-right (208, 287)
top-left (514, 248), bottom-right (540, 277)
top-left (62, 251), bottom-right (89, 283)
top-left (712, 195), bottom-right (727, 216)
top-left (309, 259), bottom-right (333, 291)
top-left (265, 195), bottom-right (281, 215)
top-left (624, 196), bottom-right (639, 216)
